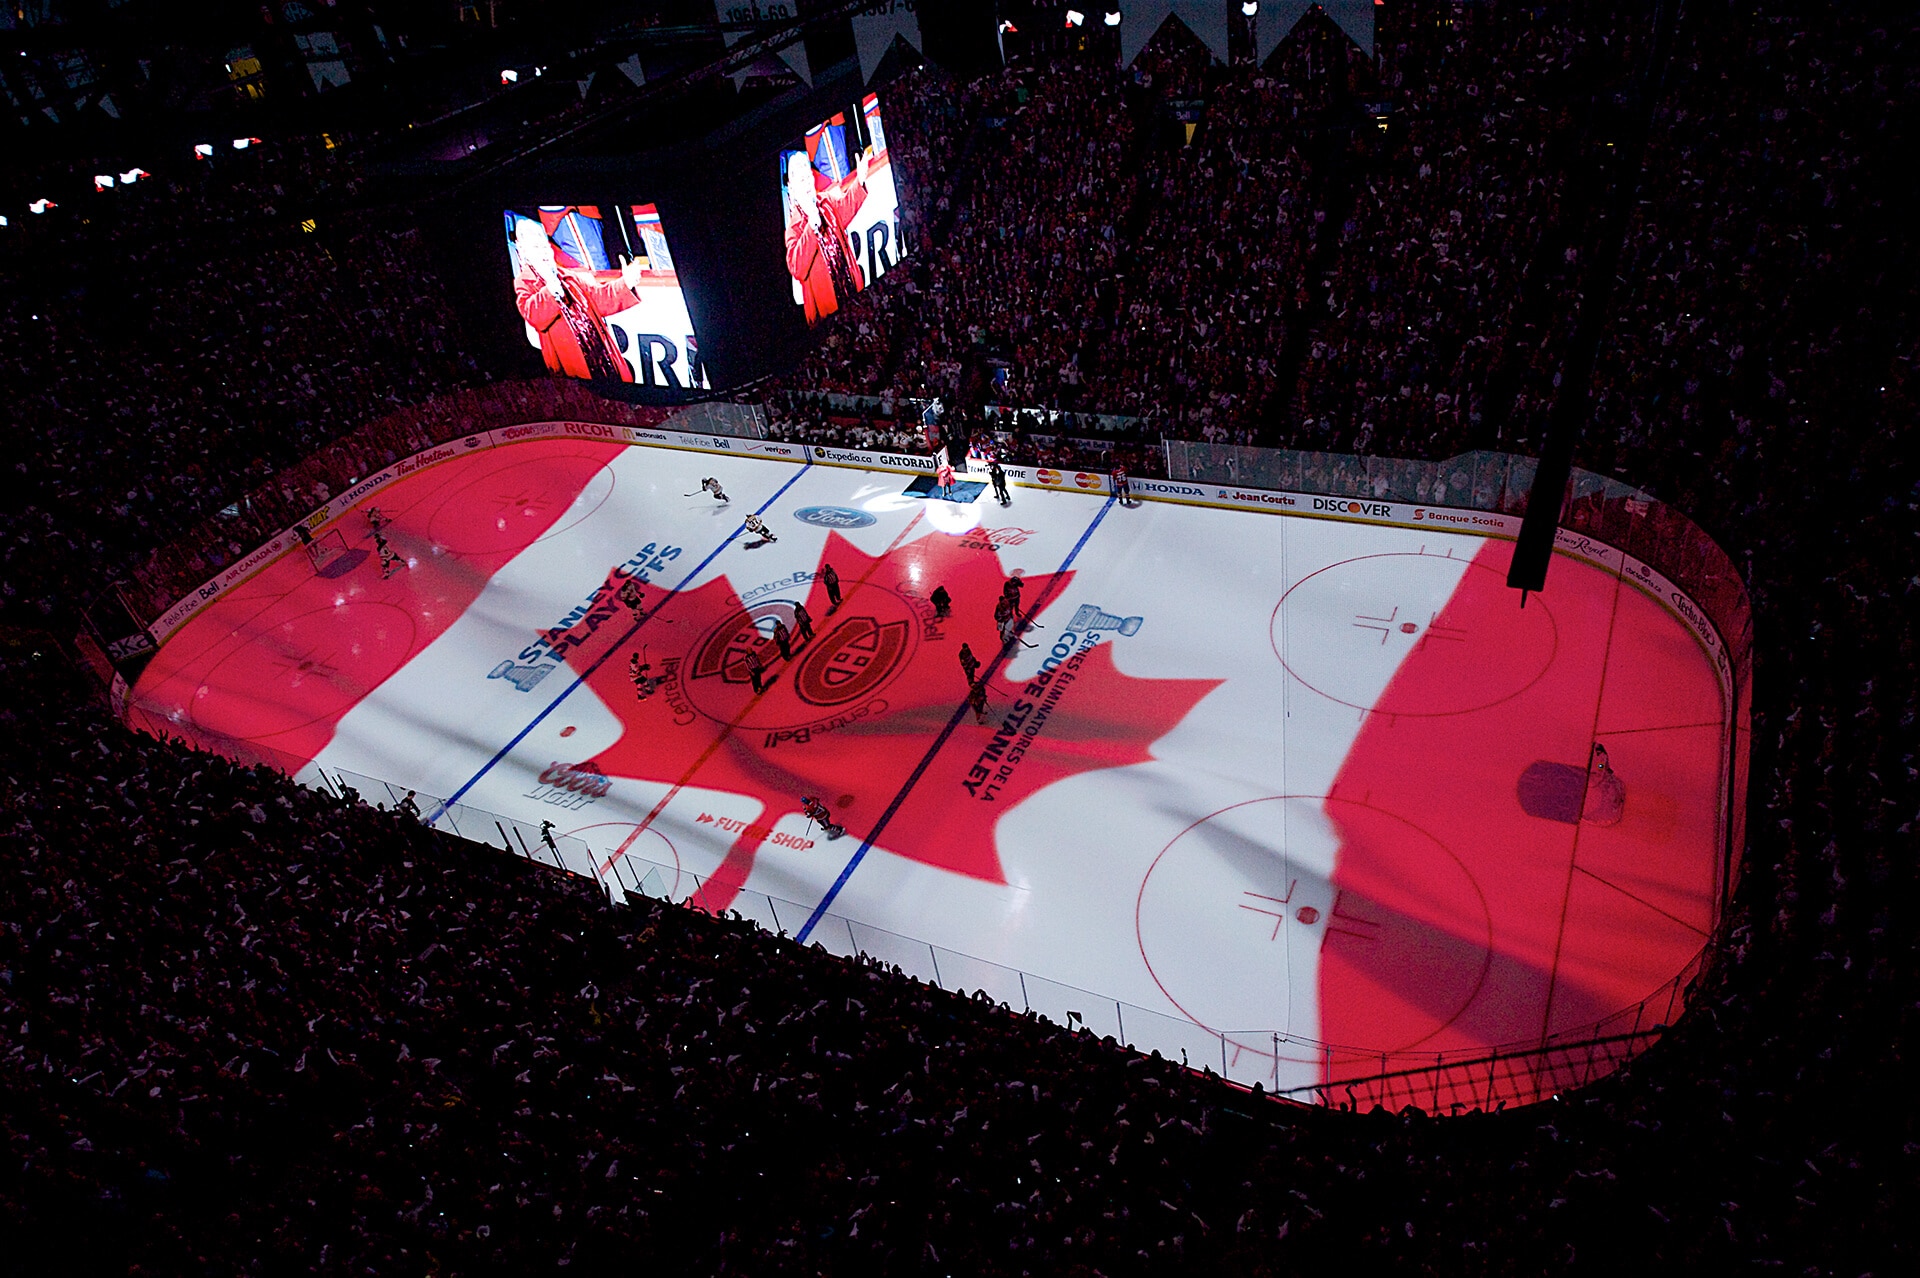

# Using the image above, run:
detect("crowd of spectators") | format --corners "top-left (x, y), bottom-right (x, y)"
top-left (2, 618), bottom-right (1908, 1274)
top-left (1286, 0), bottom-right (1646, 457)
top-left (4, 0), bottom-right (1919, 1271)
top-left (763, 389), bottom-right (931, 454)
top-left (1081, 40), bottom-right (1319, 444)
top-left (778, 5), bottom-right (1639, 460)
top-left (0, 135), bottom-right (483, 627)
top-left (857, 51), bottom-right (1143, 410)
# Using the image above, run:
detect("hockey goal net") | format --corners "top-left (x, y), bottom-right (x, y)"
top-left (304, 528), bottom-right (350, 573)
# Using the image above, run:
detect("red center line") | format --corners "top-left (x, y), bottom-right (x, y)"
top-left (596, 509), bottom-right (928, 878)
top-left (1536, 564), bottom-right (1627, 1044)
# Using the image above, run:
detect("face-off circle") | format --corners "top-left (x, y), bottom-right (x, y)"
top-left (426, 448), bottom-right (616, 555)
top-left (1270, 552), bottom-right (1558, 716)
top-left (1136, 795), bottom-right (1493, 1056)
top-left (680, 585), bottom-right (922, 731)
top-left (193, 601), bottom-right (418, 739)
top-left (565, 821), bottom-right (681, 896)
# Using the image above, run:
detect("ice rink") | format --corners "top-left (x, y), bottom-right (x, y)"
top-left (128, 438), bottom-right (1732, 1092)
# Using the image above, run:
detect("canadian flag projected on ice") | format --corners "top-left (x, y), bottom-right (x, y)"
top-left (130, 437), bottom-right (1728, 1088)
top-left (545, 528), bottom-right (1221, 913)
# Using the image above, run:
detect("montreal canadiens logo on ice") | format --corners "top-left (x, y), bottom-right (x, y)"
top-left (792, 506), bottom-right (877, 530)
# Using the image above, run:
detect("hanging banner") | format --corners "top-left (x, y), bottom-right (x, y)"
top-left (853, 0), bottom-right (922, 84)
top-left (718, 0), bottom-right (812, 85)
top-left (1319, 0), bottom-right (1374, 57)
top-left (1120, 0), bottom-right (1229, 68)
top-left (1254, 0), bottom-right (1314, 66)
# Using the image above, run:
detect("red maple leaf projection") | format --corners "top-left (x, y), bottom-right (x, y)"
top-left (546, 524), bottom-right (1220, 913)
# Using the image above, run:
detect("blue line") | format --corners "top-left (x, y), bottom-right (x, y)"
top-left (797, 495), bottom-right (1118, 942)
top-left (425, 462), bottom-right (813, 826)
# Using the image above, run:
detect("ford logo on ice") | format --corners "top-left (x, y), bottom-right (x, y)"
top-left (792, 506), bottom-right (877, 530)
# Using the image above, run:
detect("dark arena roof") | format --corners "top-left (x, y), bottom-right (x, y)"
top-left (2, 1), bottom-right (1916, 1273)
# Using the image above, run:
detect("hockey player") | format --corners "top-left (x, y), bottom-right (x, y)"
top-left (700, 477), bottom-right (729, 503)
top-left (1001, 575), bottom-right (1024, 612)
top-left (1111, 461), bottom-right (1133, 506)
top-left (740, 648), bottom-right (767, 695)
top-left (800, 795), bottom-right (845, 840)
top-left (772, 618), bottom-right (793, 661)
top-left (365, 506), bottom-right (389, 534)
top-left (628, 651), bottom-right (658, 700)
top-left (996, 595), bottom-right (1036, 648)
top-left (743, 513), bottom-right (777, 547)
top-left (1583, 741), bottom-right (1626, 825)
top-left (958, 642), bottom-right (981, 687)
top-left (377, 535), bottom-right (402, 580)
top-left (822, 562), bottom-right (843, 613)
top-left (988, 458), bottom-right (1011, 506)
top-left (617, 577), bottom-right (647, 622)
top-left (929, 584), bottom-right (952, 619)
top-left (968, 681), bottom-right (990, 726)
top-left (792, 601), bottom-right (815, 642)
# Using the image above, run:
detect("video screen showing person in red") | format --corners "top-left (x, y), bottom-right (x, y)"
top-left (782, 94), bottom-right (905, 326)
top-left (506, 205), bottom-right (706, 388)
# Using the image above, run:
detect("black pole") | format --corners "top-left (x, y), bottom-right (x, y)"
top-left (1509, 0), bottom-right (1684, 595)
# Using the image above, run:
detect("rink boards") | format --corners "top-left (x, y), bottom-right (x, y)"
top-left (126, 436), bottom-right (1733, 1095)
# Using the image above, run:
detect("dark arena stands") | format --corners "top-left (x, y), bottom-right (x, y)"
top-left (2, 1), bottom-right (1916, 1273)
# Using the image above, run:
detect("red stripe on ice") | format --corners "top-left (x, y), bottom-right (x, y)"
top-left (1319, 538), bottom-right (1725, 1070)
top-left (126, 441), bottom-right (626, 774)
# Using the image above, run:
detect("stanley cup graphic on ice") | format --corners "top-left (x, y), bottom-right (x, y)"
top-left (1069, 604), bottom-right (1144, 637)
top-left (489, 660), bottom-right (555, 693)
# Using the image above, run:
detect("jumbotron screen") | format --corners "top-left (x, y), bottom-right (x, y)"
top-left (503, 204), bottom-right (707, 389)
top-left (779, 94), bottom-right (906, 327)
